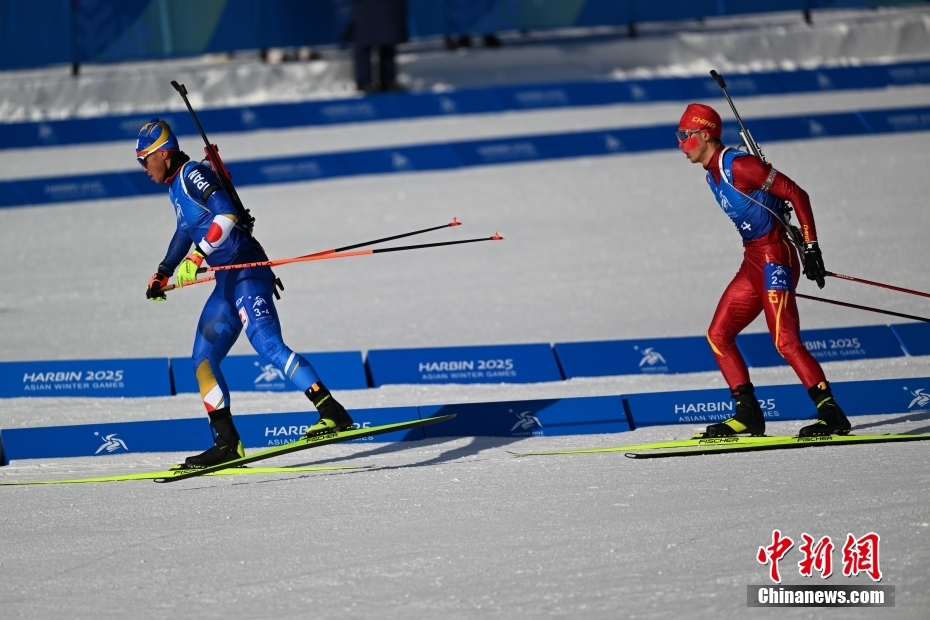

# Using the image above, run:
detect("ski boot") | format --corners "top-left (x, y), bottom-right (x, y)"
top-left (703, 383), bottom-right (766, 437)
top-left (182, 408), bottom-right (245, 468)
top-left (305, 382), bottom-right (354, 437)
top-left (799, 381), bottom-right (851, 437)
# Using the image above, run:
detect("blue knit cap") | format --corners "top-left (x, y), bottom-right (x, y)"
top-left (136, 118), bottom-right (179, 162)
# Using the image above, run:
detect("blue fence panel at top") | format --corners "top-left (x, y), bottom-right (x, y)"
top-left (736, 325), bottom-right (904, 368)
top-left (366, 343), bottom-right (563, 386)
top-left (419, 395), bottom-right (630, 438)
top-left (679, 71), bottom-right (784, 100)
top-left (890, 322), bottom-right (930, 357)
top-left (0, 358), bottom-right (172, 398)
top-left (858, 106), bottom-right (930, 134)
top-left (171, 351), bottom-right (368, 393)
top-left (865, 60), bottom-right (930, 87)
top-left (235, 406), bottom-right (423, 448)
top-left (0, 417), bottom-right (211, 461)
top-left (772, 66), bottom-right (879, 93)
top-left (554, 336), bottom-right (718, 379)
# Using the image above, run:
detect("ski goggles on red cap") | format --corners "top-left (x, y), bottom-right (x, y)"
top-left (675, 129), bottom-right (701, 142)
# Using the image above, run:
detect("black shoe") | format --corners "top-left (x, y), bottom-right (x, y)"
top-left (799, 382), bottom-right (851, 436)
top-left (305, 383), bottom-right (354, 437)
top-left (704, 383), bottom-right (766, 437)
top-left (183, 409), bottom-right (245, 468)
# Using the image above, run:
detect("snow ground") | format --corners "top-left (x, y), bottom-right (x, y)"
top-left (2, 7), bottom-right (930, 619)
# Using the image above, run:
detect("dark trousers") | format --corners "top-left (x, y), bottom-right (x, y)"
top-left (354, 44), bottom-right (397, 91)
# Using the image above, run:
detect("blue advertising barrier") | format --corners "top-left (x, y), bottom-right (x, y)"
top-left (7, 104), bottom-right (930, 210)
top-left (4, 60), bottom-right (930, 153)
top-left (736, 325), bottom-right (904, 368)
top-left (0, 431), bottom-right (6, 466)
top-left (889, 322), bottom-right (930, 357)
top-left (625, 383), bottom-right (811, 428)
top-left (234, 406), bottom-right (424, 448)
top-left (366, 343), bottom-right (563, 386)
top-left (419, 395), bottom-right (630, 438)
top-left (170, 351), bottom-right (368, 394)
top-left (0, 358), bottom-right (173, 398)
top-left (0, 417), bottom-right (212, 461)
top-left (554, 335), bottom-right (718, 379)
top-left (624, 376), bottom-right (930, 430)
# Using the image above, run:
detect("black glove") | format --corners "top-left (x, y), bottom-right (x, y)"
top-left (802, 242), bottom-right (826, 289)
top-left (146, 271), bottom-right (170, 301)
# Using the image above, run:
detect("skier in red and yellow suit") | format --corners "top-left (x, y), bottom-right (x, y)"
top-left (677, 103), bottom-right (850, 437)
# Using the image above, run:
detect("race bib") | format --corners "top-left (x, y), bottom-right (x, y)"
top-left (764, 262), bottom-right (792, 292)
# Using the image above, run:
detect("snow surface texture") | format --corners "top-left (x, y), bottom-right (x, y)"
top-left (2, 8), bottom-right (930, 619)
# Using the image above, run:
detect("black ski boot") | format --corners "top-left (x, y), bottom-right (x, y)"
top-left (703, 383), bottom-right (766, 437)
top-left (799, 382), bottom-right (851, 437)
top-left (305, 382), bottom-right (354, 437)
top-left (183, 408), bottom-right (245, 468)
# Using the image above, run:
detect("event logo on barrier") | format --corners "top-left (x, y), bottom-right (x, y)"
top-left (94, 433), bottom-right (128, 454)
top-left (554, 336), bottom-right (718, 379)
top-left (419, 396), bottom-right (629, 438)
top-left (0, 358), bottom-right (172, 398)
top-left (737, 325), bottom-right (904, 368)
top-left (907, 387), bottom-right (930, 412)
top-left (171, 351), bottom-right (368, 393)
top-left (232, 406), bottom-right (423, 447)
top-left (366, 343), bottom-right (563, 386)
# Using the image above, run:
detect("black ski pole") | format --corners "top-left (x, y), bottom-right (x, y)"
top-left (796, 293), bottom-right (930, 323)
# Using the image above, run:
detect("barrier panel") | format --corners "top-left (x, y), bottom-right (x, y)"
top-left (419, 395), bottom-right (630, 438)
top-left (624, 376), bottom-right (930, 429)
top-left (0, 418), bottom-right (212, 461)
top-left (0, 358), bottom-right (173, 398)
top-left (170, 351), bottom-right (368, 394)
top-left (889, 322), bottom-right (930, 357)
top-left (4, 61), bottom-right (930, 153)
top-left (9, 103), bottom-right (930, 210)
top-left (366, 343), bottom-right (563, 386)
top-left (736, 325), bottom-right (904, 368)
top-left (0, 431), bottom-right (6, 466)
top-left (554, 335), bottom-right (718, 379)
top-left (234, 406), bottom-right (424, 448)
top-left (624, 383), bottom-right (811, 428)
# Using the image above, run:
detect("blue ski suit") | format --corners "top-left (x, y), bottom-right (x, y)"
top-left (158, 159), bottom-right (320, 413)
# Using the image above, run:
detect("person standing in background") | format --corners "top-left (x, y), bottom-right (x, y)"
top-left (351, 0), bottom-right (408, 93)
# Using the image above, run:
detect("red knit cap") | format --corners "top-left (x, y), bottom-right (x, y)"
top-left (678, 103), bottom-right (722, 139)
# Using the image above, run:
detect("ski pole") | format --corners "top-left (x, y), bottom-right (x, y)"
top-left (160, 233), bottom-right (504, 292)
top-left (826, 272), bottom-right (930, 300)
top-left (203, 234), bottom-right (504, 274)
top-left (796, 293), bottom-right (930, 323)
top-left (294, 217), bottom-right (462, 259)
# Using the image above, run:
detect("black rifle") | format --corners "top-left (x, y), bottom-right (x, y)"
top-left (708, 71), bottom-right (809, 260)
top-left (170, 81), bottom-right (282, 296)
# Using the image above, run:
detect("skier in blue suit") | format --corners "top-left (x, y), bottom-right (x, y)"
top-left (136, 119), bottom-right (353, 468)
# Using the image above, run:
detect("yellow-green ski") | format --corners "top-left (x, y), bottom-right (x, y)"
top-left (1, 464), bottom-right (370, 486)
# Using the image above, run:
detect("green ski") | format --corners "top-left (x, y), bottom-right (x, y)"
top-left (625, 433), bottom-right (930, 459)
top-left (154, 413), bottom-right (456, 483)
top-left (506, 434), bottom-right (785, 457)
top-left (0, 464), bottom-right (370, 486)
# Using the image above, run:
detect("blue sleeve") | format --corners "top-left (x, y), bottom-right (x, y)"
top-left (158, 228), bottom-right (193, 275)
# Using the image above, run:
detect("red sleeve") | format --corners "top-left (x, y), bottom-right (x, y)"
top-left (730, 155), bottom-right (817, 243)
